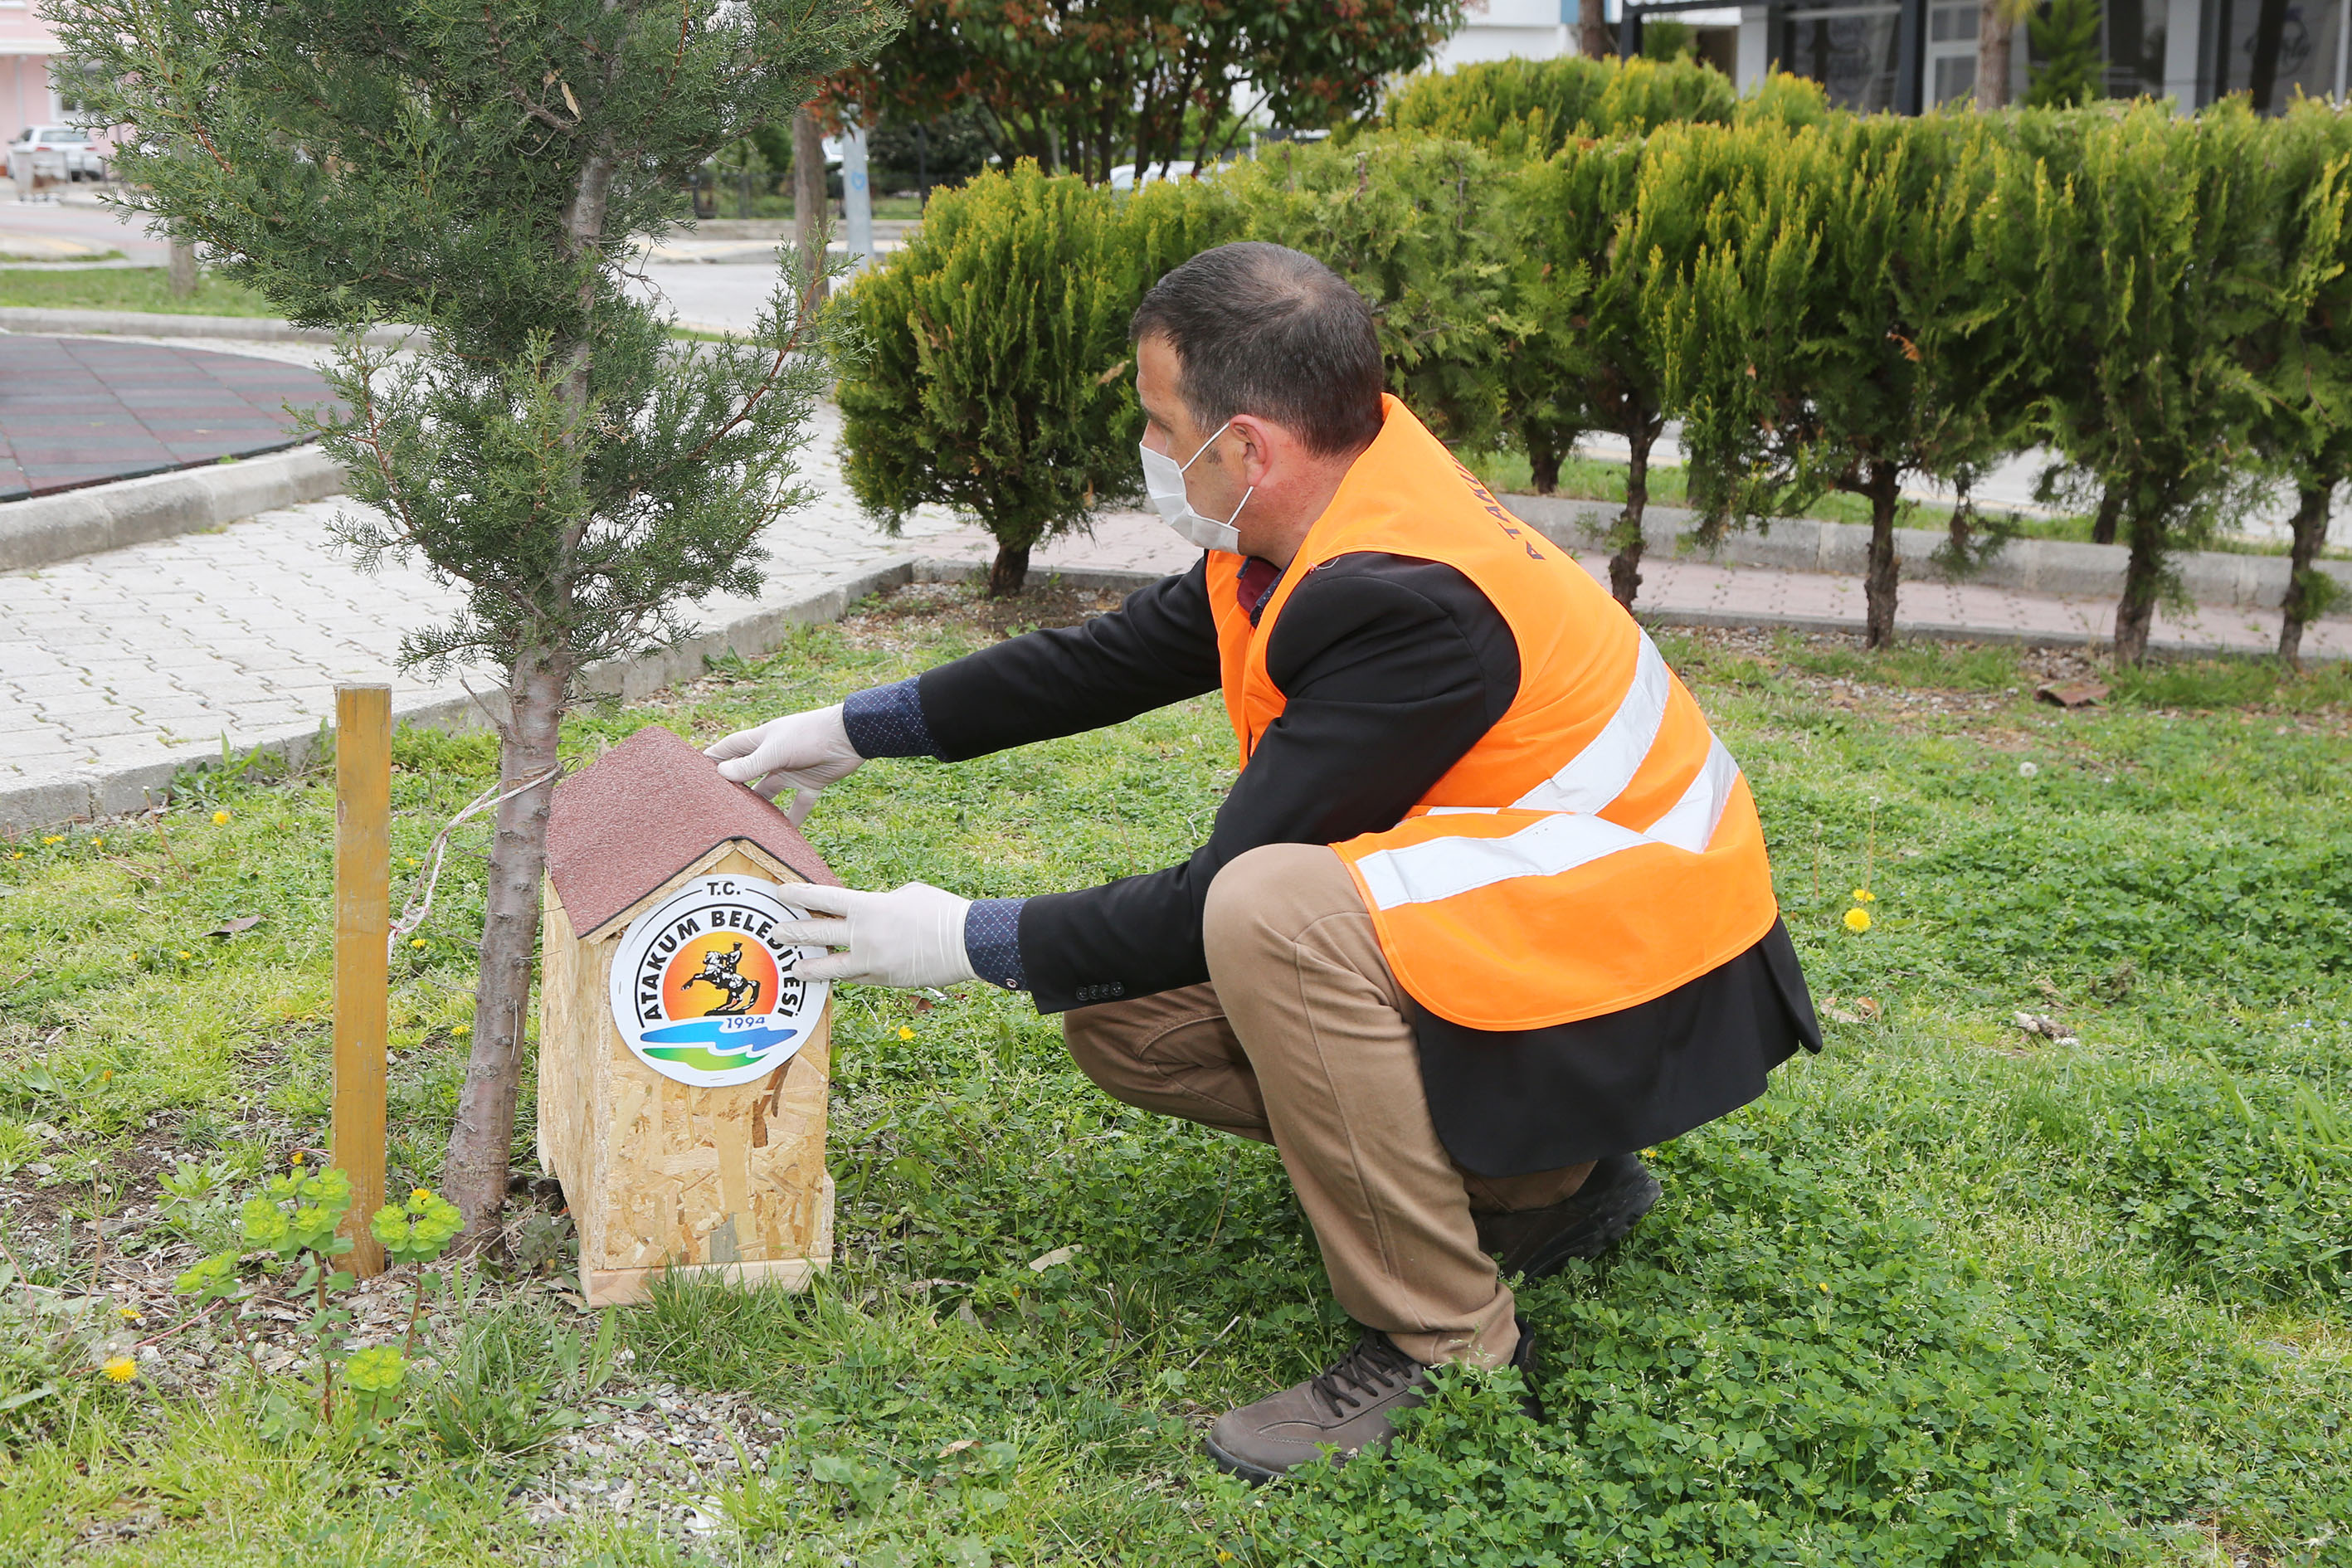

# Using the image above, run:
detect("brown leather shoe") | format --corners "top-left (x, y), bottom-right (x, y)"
top-left (1205, 1321), bottom-right (1542, 1484)
top-left (1476, 1152), bottom-right (1662, 1280)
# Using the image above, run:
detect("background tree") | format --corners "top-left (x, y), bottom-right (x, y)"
top-left (2005, 100), bottom-right (2315, 665)
top-left (2025, 0), bottom-right (2105, 107)
top-left (826, 0), bottom-right (1464, 187)
top-left (60, 0), bottom-right (894, 1240)
top-left (838, 166), bottom-right (1230, 594)
top-left (1975, 0), bottom-right (2038, 108)
top-left (1580, 0), bottom-right (1612, 59)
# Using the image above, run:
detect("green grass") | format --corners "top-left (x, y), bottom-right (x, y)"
top-left (0, 266), bottom-right (278, 318)
top-left (2, 596), bottom-right (2350, 1565)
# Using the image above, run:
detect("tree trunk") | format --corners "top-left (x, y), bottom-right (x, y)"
top-left (441, 146), bottom-right (605, 1247)
top-left (2112, 503), bottom-right (2164, 666)
top-left (793, 107), bottom-right (829, 307)
top-left (1580, 0), bottom-right (1613, 58)
top-left (1863, 460), bottom-right (1902, 650)
top-left (988, 541), bottom-right (1030, 597)
top-left (2278, 480), bottom-right (2331, 668)
top-left (168, 240), bottom-right (197, 298)
top-left (1975, 0), bottom-right (2015, 109)
top-left (2090, 484), bottom-right (2123, 546)
top-left (1608, 417), bottom-right (1661, 610)
top-left (1527, 431), bottom-right (1561, 497)
top-left (441, 651), bottom-right (569, 1242)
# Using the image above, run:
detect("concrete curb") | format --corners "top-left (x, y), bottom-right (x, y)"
top-left (0, 306), bottom-right (424, 344)
top-left (1505, 494), bottom-right (2352, 619)
top-left (0, 443), bottom-right (352, 572)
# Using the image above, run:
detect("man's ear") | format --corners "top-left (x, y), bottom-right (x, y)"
top-left (1228, 413), bottom-right (1279, 483)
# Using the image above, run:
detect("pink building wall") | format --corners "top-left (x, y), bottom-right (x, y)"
top-left (1, 4), bottom-right (65, 142)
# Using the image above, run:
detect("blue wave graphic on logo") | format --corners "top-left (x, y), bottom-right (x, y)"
top-left (638, 1016), bottom-right (801, 1074)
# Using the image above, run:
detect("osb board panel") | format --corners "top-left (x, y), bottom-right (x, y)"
top-left (538, 840), bottom-right (834, 1277)
top-left (537, 885), bottom-right (585, 1191)
top-left (583, 1229), bottom-right (829, 1309)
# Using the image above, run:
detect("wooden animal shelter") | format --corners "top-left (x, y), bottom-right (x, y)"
top-left (538, 725), bottom-right (839, 1307)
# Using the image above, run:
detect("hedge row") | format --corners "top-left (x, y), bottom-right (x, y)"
top-left (837, 62), bottom-right (2352, 665)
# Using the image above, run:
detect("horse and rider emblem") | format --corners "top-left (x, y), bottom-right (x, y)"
top-left (683, 941), bottom-right (763, 1016)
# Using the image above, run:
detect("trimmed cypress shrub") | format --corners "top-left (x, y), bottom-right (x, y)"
top-left (835, 164), bottom-right (1233, 595)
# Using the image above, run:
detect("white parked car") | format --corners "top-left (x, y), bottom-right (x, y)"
top-left (1108, 159), bottom-right (1197, 192)
top-left (8, 126), bottom-right (109, 183)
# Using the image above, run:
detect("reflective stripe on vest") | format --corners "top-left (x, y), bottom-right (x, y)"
top-left (1208, 396), bottom-right (1780, 1031)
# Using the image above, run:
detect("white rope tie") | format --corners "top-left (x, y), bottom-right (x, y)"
top-left (387, 763), bottom-right (563, 961)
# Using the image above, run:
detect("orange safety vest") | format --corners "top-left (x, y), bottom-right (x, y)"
top-left (1209, 397), bottom-right (1780, 1031)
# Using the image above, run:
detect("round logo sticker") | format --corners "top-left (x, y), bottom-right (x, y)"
top-left (606, 874), bottom-right (830, 1088)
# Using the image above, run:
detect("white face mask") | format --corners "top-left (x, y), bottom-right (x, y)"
top-left (1140, 421), bottom-right (1254, 554)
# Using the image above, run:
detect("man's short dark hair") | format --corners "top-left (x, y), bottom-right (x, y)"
top-left (1130, 242), bottom-right (1384, 457)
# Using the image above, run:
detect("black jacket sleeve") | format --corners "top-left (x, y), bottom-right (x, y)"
top-left (1016, 554), bottom-right (1522, 1012)
top-left (913, 558), bottom-right (1223, 759)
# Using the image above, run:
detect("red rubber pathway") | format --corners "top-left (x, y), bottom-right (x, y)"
top-left (0, 334), bottom-right (342, 501)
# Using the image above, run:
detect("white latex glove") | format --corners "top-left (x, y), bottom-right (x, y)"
top-left (705, 704), bottom-right (864, 826)
top-left (772, 881), bottom-right (979, 989)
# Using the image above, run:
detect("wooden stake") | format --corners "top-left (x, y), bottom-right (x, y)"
top-left (334, 684), bottom-right (392, 1278)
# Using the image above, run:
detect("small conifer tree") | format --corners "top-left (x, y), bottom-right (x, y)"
top-left (838, 165), bottom-right (1231, 595)
top-left (1668, 114), bottom-right (2030, 647)
top-left (2232, 100), bottom-right (2352, 667)
top-left (2025, 0), bottom-right (2105, 108)
top-left (1223, 137), bottom-right (1520, 458)
top-left (61, 0), bottom-right (896, 1239)
top-left (1501, 133), bottom-right (1687, 606)
top-left (2002, 100), bottom-right (2312, 665)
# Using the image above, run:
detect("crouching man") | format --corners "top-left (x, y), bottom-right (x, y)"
top-left (709, 241), bottom-right (1820, 1483)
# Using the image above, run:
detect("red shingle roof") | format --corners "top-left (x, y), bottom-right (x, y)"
top-left (545, 725), bottom-right (840, 937)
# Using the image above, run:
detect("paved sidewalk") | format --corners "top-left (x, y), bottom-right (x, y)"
top-left (2, 368), bottom-right (2344, 830)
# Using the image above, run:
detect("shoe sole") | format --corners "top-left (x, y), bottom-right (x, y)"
top-left (1203, 1432), bottom-right (1288, 1487)
top-left (1514, 1166), bottom-right (1663, 1280)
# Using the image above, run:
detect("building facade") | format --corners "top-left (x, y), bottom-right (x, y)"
top-left (1431, 0), bottom-right (2348, 114)
top-left (2, 0), bottom-right (66, 142)
top-left (1729, 0), bottom-right (2346, 111)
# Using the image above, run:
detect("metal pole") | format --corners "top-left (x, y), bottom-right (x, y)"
top-left (333, 684), bottom-right (391, 1278)
top-left (2335, 0), bottom-right (2350, 99)
top-left (843, 118), bottom-right (874, 265)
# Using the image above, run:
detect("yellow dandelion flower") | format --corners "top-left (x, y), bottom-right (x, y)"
top-left (42, 835), bottom-right (62, 845)
top-left (102, 1356), bottom-right (137, 1383)
top-left (212, 811), bottom-right (230, 825)
top-left (176, 951), bottom-right (192, 961)
top-left (1850, 888), bottom-right (1875, 904)
top-left (411, 1188), bottom-right (432, 1203)
top-left (410, 938), bottom-right (427, 950)
top-left (898, 1025), bottom-right (915, 1040)
top-left (118, 1306), bottom-right (142, 1322)
top-left (290, 1150), bottom-right (305, 1166)
top-left (91, 837), bottom-right (105, 849)
top-left (100, 1069), bottom-right (113, 1081)
top-left (452, 1023), bottom-right (471, 1037)
top-left (1843, 907), bottom-right (1872, 933)
top-left (1819, 1282), bottom-right (1830, 1293)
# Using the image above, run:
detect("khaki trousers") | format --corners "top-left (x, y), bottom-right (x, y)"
top-left (1064, 842), bottom-right (1591, 1366)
